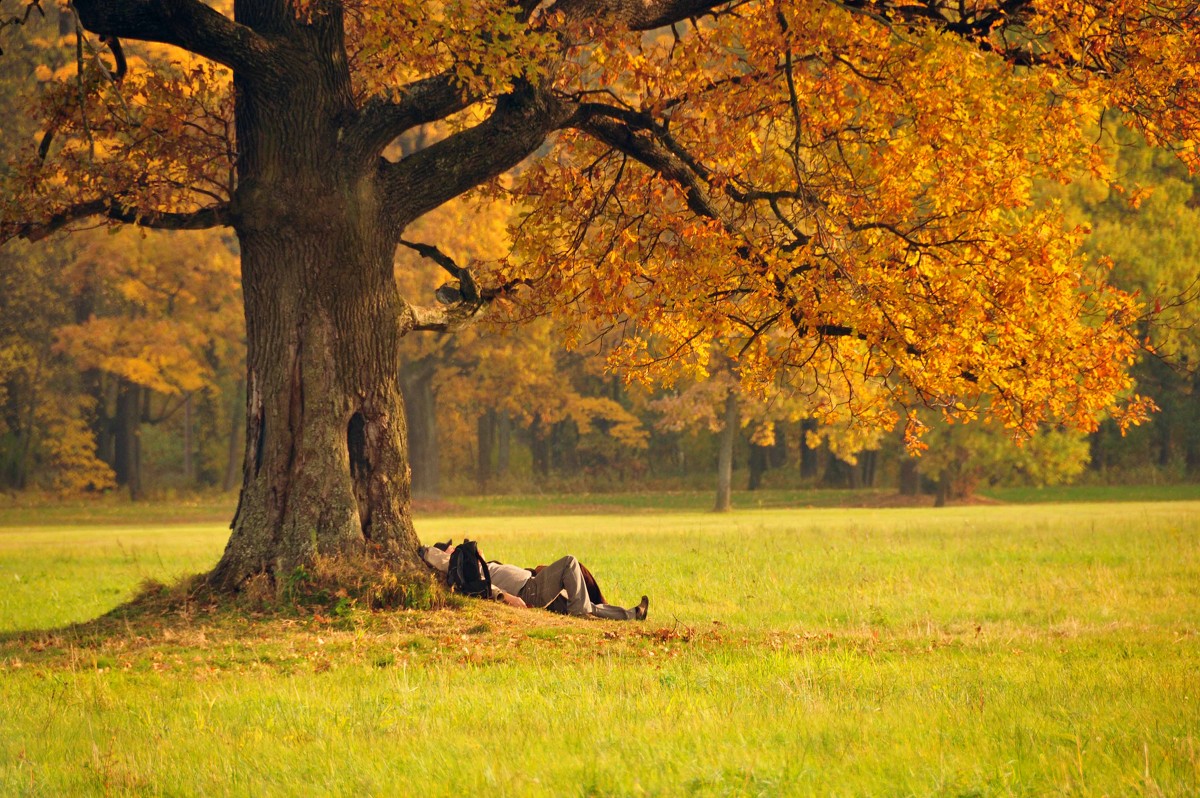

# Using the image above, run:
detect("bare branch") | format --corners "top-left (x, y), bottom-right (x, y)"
top-left (399, 237), bottom-right (483, 305)
top-left (571, 103), bottom-right (725, 221)
top-left (0, 0), bottom-right (46, 55)
top-left (6, 199), bottom-right (232, 243)
top-left (399, 238), bottom-right (466, 279)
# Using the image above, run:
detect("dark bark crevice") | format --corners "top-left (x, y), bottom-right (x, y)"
top-left (347, 410), bottom-right (372, 536)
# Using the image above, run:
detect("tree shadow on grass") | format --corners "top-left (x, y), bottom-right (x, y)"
top-left (0, 550), bottom-right (707, 677)
top-left (0, 556), bottom-right (452, 665)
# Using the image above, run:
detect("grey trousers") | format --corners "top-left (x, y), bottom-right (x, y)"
top-left (518, 555), bottom-right (636, 620)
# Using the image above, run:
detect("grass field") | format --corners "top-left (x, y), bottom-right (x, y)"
top-left (1, 499), bottom-right (1198, 795)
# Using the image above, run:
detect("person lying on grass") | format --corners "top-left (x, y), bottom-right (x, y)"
top-left (420, 541), bottom-right (649, 621)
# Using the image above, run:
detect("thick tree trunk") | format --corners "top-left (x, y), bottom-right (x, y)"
top-left (211, 216), bottom-right (420, 588)
top-left (211, 191), bottom-right (425, 586)
top-left (209, 21), bottom-right (420, 590)
top-left (714, 389), bottom-right (737, 512)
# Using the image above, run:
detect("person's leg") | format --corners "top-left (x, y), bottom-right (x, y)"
top-left (521, 555), bottom-right (588, 612)
top-left (589, 602), bottom-right (636, 620)
top-left (522, 556), bottom-right (647, 620)
top-left (590, 596), bottom-right (648, 620)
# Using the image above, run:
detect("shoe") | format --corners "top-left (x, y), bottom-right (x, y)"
top-left (634, 595), bottom-right (649, 621)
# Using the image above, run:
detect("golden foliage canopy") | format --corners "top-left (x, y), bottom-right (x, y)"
top-left (4, 0), bottom-right (1198, 446)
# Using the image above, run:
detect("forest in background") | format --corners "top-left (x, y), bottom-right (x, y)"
top-left (1, 13), bottom-right (1198, 506)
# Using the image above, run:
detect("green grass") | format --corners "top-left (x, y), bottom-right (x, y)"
top-left (2, 482), bottom-right (1197, 528)
top-left (2, 502), bottom-right (1199, 795)
top-left (981, 483), bottom-right (1200, 504)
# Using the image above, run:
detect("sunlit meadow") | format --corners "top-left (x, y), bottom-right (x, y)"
top-left (1, 496), bottom-right (1197, 795)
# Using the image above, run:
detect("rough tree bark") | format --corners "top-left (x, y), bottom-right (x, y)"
top-left (208, 9), bottom-right (418, 586)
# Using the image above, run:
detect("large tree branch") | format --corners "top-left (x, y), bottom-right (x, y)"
top-left (831, 0), bottom-right (1078, 67)
top-left (571, 103), bottom-right (729, 222)
top-left (382, 83), bottom-right (572, 231)
top-left (345, 1), bottom-right (746, 165)
top-left (342, 71), bottom-right (474, 165)
top-left (5, 199), bottom-right (232, 243)
top-left (402, 298), bottom-right (488, 333)
top-left (71, 0), bottom-right (274, 73)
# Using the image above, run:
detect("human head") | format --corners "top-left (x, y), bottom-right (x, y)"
top-left (420, 543), bottom-right (452, 573)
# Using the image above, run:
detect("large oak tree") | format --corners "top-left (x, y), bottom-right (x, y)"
top-left (2, 0), bottom-right (1196, 591)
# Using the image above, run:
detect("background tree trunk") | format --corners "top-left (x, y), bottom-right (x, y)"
top-left (113, 379), bottom-right (143, 500)
top-left (12, 354), bottom-right (43, 490)
top-left (899, 457), bottom-right (921, 496)
top-left (222, 378), bottom-right (244, 492)
top-left (476, 409), bottom-right (495, 493)
top-left (747, 443), bottom-right (768, 491)
top-left (714, 389), bottom-right (737, 512)
top-left (183, 393), bottom-right (195, 484)
top-left (770, 426), bottom-right (788, 469)
top-left (400, 358), bottom-right (440, 499)
top-left (530, 415), bottom-right (550, 478)
top-left (799, 418), bottom-right (820, 480)
top-left (496, 412), bottom-right (511, 479)
top-left (1158, 421), bottom-right (1176, 468)
top-left (859, 449), bottom-right (877, 488)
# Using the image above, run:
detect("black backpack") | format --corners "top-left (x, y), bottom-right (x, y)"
top-left (447, 539), bottom-right (492, 599)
